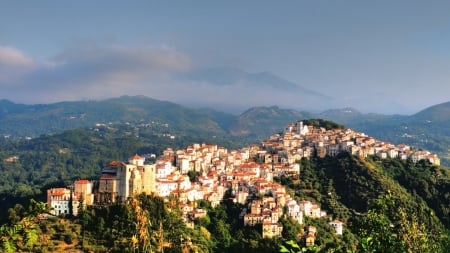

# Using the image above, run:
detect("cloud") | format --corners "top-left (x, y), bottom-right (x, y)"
top-left (0, 44), bottom-right (191, 103)
top-left (0, 44), bottom-right (335, 113)
top-left (3, 44), bottom-right (428, 114)
top-left (0, 46), bottom-right (34, 67)
top-left (0, 46), bottom-right (36, 86)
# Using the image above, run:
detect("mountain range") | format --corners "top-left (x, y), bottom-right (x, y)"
top-left (1, 95), bottom-right (450, 164)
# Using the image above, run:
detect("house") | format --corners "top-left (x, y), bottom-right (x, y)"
top-left (189, 208), bottom-right (207, 219)
top-left (329, 220), bottom-right (343, 235)
top-left (305, 226), bottom-right (316, 247)
top-left (97, 173), bottom-right (119, 204)
top-left (74, 179), bottom-right (94, 206)
top-left (4, 156), bottom-right (19, 163)
top-left (47, 188), bottom-right (80, 216)
top-left (244, 213), bottom-right (264, 226)
top-left (156, 178), bottom-right (178, 197)
top-left (262, 222), bottom-right (283, 238)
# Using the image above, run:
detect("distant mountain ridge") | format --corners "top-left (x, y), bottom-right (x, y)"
top-left (0, 96), bottom-right (232, 137)
top-left (179, 66), bottom-right (328, 97)
top-left (1, 95), bottom-right (450, 164)
top-left (175, 66), bottom-right (333, 113)
top-left (411, 101), bottom-right (450, 122)
top-left (229, 106), bottom-right (311, 138)
top-left (0, 96), bottom-right (312, 139)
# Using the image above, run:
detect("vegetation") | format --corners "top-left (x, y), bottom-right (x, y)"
top-left (275, 154), bottom-right (450, 252)
top-left (2, 151), bottom-right (450, 252)
top-left (0, 96), bottom-right (307, 142)
top-left (3, 95), bottom-right (450, 166)
top-left (0, 124), bottom-right (248, 223)
top-left (302, 119), bottom-right (345, 130)
top-left (1, 111), bottom-right (450, 251)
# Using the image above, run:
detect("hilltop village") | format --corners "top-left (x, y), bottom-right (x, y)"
top-left (47, 120), bottom-right (440, 244)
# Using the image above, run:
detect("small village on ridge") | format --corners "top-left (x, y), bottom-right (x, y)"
top-left (47, 120), bottom-right (440, 246)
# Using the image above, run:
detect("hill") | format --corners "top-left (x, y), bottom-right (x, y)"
top-left (0, 96), bottom-right (231, 137)
top-left (2, 95), bottom-right (450, 165)
top-left (2, 131), bottom-right (450, 252)
top-left (412, 101), bottom-right (450, 122)
top-left (0, 96), bottom-right (310, 143)
top-left (229, 106), bottom-right (311, 138)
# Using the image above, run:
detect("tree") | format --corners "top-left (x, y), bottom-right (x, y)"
top-left (0, 224), bottom-right (21, 253)
top-left (129, 196), bottom-right (152, 253)
top-left (27, 199), bottom-right (49, 217)
top-left (357, 193), bottom-right (403, 253)
top-left (357, 192), bottom-right (440, 253)
top-left (279, 217), bottom-right (301, 241)
top-left (394, 207), bottom-right (435, 253)
top-left (0, 216), bottom-right (39, 252)
top-left (279, 240), bottom-right (318, 253)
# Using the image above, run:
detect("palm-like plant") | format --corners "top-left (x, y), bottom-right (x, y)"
top-left (279, 240), bottom-right (318, 253)
top-left (0, 224), bottom-right (22, 253)
top-left (0, 199), bottom-right (45, 252)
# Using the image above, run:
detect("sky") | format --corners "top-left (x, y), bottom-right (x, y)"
top-left (1, 1), bottom-right (450, 115)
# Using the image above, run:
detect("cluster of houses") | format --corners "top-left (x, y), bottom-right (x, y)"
top-left (268, 121), bottom-right (440, 166)
top-left (47, 120), bottom-right (438, 243)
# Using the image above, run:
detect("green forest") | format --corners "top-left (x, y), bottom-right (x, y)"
top-left (1, 124), bottom-right (450, 252)
top-left (0, 125), bottom-right (247, 211)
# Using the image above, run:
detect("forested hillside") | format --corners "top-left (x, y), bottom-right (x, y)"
top-left (2, 149), bottom-right (450, 252)
top-left (0, 124), bottom-right (248, 221)
top-left (1, 100), bottom-right (450, 252)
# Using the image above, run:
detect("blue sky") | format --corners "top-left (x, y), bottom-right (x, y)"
top-left (1, 1), bottom-right (450, 114)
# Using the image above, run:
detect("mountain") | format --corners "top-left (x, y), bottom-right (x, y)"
top-left (0, 99), bottom-right (30, 118)
top-left (177, 66), bottom-right (332, 112)
top-left (1, 96), bottom-right (450, 251)
top-left (2, 95), bottom-right (450, 165)
top-left (0, 96), bottom-right (231, 137)
top-left (411, 101), bottom-right (450, 123)
top-left (229, 106), bottom-right (312, 138)
top-left (0, 96), bottom-right (311, 143)
top-left (180, 67), bottom-right (327, 96)
top-left (316, 107), bottom-right (363, 123)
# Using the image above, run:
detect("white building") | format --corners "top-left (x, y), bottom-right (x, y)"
top-left (329, 220), bottom-right (343, 235)
top-left (47, 188), bottom-right (80, 216)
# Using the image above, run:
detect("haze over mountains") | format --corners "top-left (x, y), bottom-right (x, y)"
top-left (176, 66), bottom-right (331, 113)
top-left (0, 63), bottom-right (416, 114)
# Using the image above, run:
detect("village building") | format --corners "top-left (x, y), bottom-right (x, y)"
top-left (115, 154), bottom-right (157, 201)
top-left (47, 187), bottom-right (80, 216)
top-left (74, 179), bottom-right (94, 206)
top-left (329, 220), bottom-right (344, 235)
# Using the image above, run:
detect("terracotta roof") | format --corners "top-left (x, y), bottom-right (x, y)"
top-left (110, 160), bottom-right (121, 166)
top-left (75, 179), bottom-right (90, 184)
top-left (100, 174), bottom-right (116, 180)
top-left (130, 154), bottom-right (143, 160)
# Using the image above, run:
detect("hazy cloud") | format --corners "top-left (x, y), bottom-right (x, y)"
top-left (0, 44), bottom-right (335, 113)
top-left (1, 43), bottom-right (444, 115)
top-left (0, 46), bottom-right (36, 86)
top-left (0, 44), bottom-right (353, 113)
top-left (0, 44), bottom-right (192, 103)
top-left (0, 46), bottom-right (34, 67)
